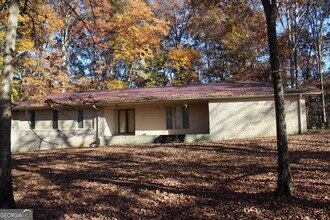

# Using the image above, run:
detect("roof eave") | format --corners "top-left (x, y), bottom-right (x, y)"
top-left (282, 92), bottom-right (322, 99)
top-left (11, 92), bottom-right (321, 110)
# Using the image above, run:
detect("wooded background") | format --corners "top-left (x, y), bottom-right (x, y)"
top-left (0, 0), bottom-right (329, 127)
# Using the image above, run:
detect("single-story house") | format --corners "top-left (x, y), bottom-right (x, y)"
top-left (11, 82), bottom-right (319, 152)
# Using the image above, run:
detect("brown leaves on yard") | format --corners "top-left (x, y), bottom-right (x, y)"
top-left (12, 132), bottom-right (330, 219)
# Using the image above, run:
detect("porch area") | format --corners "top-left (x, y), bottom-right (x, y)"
top-left (100, 101), bottom-right (210, 145)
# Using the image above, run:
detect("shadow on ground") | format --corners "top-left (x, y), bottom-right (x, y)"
top-left (12, 134), bottom-right (330, 219)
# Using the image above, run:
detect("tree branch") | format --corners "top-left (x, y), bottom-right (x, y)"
top-left (0, 0), bottom-right (8, 13)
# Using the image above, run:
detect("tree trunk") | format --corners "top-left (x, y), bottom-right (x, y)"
top-left (288, 40), bottom-right (295, 88)
top-left (261, 0), bottom-right (293, 198)
top-left (286, 4), bottom-right (296, 88)
top-left (317, 42), bottom-right (327, 126)
top-left (315, 21), bottom-right (327, 126)
top-left (0, 0), bottom-right (19, 209)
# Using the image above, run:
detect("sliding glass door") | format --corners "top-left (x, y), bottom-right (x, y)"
top-left (118, 109), bottom-right (135, 134)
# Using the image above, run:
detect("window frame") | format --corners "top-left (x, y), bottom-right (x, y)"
top-left (12, 110), bottom-right (19, 120)
top-left (118, 109), bottom-right (135, 134)
top-left (77, 110), bottom-right (84, 129)
top-left (182, 106), bottom-right (189, 129)
top-left (165, 106), bottom-right (189, 130)
top-left (29, 111), bottom-right (35, 129)
top-left (166, 107), bottom-right (173, 129)
top-left (53, 110), bottom-right (58, 129)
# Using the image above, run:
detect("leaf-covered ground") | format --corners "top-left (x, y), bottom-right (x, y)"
top-left (12, 132), bottom-right (330, 219)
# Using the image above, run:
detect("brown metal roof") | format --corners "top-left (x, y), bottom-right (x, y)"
top-left (12, 82), bottom-right (313, 109)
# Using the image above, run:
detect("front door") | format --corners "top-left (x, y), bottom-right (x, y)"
top-left (118, 109), bottom-right (135, 134)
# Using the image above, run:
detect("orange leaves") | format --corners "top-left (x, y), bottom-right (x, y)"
top-left (106, 0), bottom-right (169, 87)
top-left (79, 0), bottom-right (113, 41)
top-left (220, 21), bottom-right (248, 51)
top-left (168, 46), bottom-right (200, 70)
top-left (16, 39), bottom-right (34, 51)
top-left (0, 0), bottom-right (69, 100)
top-left (167, 46), bottom-right (200, 85)
top-left (110, 0), bottom-right (168, 63)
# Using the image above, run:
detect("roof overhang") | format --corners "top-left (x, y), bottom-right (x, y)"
top-left (11, 91), bottom-right (322, 110)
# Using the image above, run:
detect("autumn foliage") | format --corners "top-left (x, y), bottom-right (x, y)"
top-left (0, 0), bottom-right (329, 123)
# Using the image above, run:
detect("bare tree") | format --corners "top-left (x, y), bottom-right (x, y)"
top-left (191, 0), bottom-right (294, 199)
top-left (261, 0), bottom-right (293, 198)
top-left (279, 0), bottom-right (311, 88)
top-left (308, 1), bottom-right (329, 127)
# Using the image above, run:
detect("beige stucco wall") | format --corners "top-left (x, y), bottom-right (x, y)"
top-left (208, 96), bottom-right (307, 140)
top-left (104, 107), bottom-right (116, 136)
top-left (299, 98), bottom-right (307, 132)
top-left (12, 102), bottom-right (210, 151)
top-left (11, 95), bottom-right (308, 152)
top-left (134, 102), bottom-right (209, 135)
top-left (101, 102), bottom-right (210, 145)
top-left (16, 109), bottom-right (95, 131)
top-left (285, 97), bottom-right (307, 134)
top-left (11, 108), bottom-right (98, 152)
top-left (102, 102), bottom-right (209, 137)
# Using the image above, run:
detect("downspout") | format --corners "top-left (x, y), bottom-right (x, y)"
top-left (298, 94), bottom-right (303, 134)
top-left (320, 72), bottom-right (327, 127)
top-left (93, 105), bottom-right (100, 146)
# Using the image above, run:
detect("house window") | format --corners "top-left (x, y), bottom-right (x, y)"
top-left (182, 106), bottom-right (189, 129)
top-left (77, 110), bottom-right (84, 128)
top-left (166, 107), bottom-right (173, 129)
top-left (12, 110), bottom-right (19, 120)
top-left (12, 110), bottom-right (19, 129)
top-left (53, 110), bottom-right (58, 129)
top-left (29, 111), bottom-right (35, 129)
top-left (118, 109), bottom-right (135, 134)
top-left (166, 106), bottom-right (189, 129)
